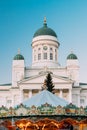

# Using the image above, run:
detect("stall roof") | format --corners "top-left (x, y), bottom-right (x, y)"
top-left (23, 90), bottom-right (68, 107)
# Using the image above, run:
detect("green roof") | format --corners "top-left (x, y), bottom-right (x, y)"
top-left (67, 53), bottom-right (78, 60)
top-left (33, 18), bottom-right (57, 38)
top-left (14, 54), bottom-right (24, 60)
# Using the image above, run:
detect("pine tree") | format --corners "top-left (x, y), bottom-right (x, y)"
top-left (43, 73), bottom-right (55, 93)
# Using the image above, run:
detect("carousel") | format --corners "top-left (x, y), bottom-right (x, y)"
top-left (0, 90), bottom-right (87, 130)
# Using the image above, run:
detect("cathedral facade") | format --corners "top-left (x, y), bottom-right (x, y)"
top-left (0, 18), bottom-right (87, 108)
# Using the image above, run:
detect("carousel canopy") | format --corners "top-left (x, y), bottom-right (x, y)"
top-left (23, 90), bottom-right (68, 107)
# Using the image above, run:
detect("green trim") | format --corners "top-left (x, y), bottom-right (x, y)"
top-left (14, 54), bottom-right (24, 60)
top-left (33, 23), bottom-right (57, 38)
top-left (67, 53), bottom-right (77, 59)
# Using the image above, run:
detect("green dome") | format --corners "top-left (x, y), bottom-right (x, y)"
top-left (14, 54), bottom-right (24, 60)
top-left (67, 53), bottom-right (78, 60)
top-left (33, 18), bottom-right (57, 38)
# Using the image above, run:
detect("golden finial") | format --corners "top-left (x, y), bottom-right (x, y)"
top-left (44, 17), bottom-right (46, 24)
top-left (18, 48), bottom-right (20, 54)
top-left (43, 17), bottom-right (47, 26)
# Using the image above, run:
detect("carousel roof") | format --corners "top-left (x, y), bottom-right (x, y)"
top-left (23, 90), bottom-right (68, 107)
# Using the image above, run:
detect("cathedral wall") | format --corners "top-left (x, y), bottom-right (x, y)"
top-left (12, 60), bottom-right (24, 87)
top-left (80, 89), bottom-right (87, 107)
top-left (32, 35), bottom-right (59, 67)
top-left (25, 66), bottom-right (68, 79)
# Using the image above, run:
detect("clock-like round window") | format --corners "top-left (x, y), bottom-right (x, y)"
top-left (43, 46), bottom-right (47, 50)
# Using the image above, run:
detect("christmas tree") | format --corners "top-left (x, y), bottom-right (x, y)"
top-left (42, 73), bottom-right (55, 93)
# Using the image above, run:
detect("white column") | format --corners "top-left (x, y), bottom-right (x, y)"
top-left (20, 89), bottom-right (23, 103)
top-left (77, 94), bottom-right (80, 107)
top-left (69, 89), bottom-right (72, 103)
top-left (11, 95), bottom-right (14, 107)
top-left (59, 89), bottom-right (63, 98)
top-left (29, 90), bottom-right (32, 98)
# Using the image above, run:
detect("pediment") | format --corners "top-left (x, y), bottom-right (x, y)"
top-left (18, 73), bottom-right (72, 84)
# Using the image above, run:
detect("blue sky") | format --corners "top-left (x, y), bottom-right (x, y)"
top-left (0, 0), bottom-right (87, 84)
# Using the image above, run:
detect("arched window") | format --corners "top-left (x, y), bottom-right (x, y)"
top-left (38, 53), bottom-right (41, 60)
top-left (50, 53), bottom-right (53, 60)
top-left (43, 53), bottom-right (47, 59)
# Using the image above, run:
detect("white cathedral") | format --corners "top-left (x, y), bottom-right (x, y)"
top-left (0, 18), bottom-right (87, 108)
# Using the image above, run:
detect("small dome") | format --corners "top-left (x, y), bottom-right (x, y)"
top-left (67, 53), bottom-right (78, 60)
top-left (14, 54), bottom-right (24, 60)
top-left (33, 17), bottom-right (57, 38)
